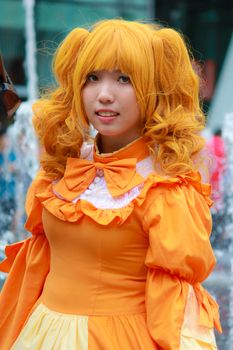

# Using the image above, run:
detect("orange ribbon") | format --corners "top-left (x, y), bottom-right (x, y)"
top-left (53, 158), bottom-right (145, 201)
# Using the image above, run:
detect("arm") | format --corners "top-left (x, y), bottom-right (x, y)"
top-left (143, 182), bottom-right (221, 350)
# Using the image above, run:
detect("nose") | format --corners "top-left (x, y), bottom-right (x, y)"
top-left (97, 82), bottom-right (114, 104)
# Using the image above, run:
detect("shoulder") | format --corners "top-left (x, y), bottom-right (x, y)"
top-left (142, 171), bottom-right (212, 214)
top-left (141, 171), bottom-right (212, 231)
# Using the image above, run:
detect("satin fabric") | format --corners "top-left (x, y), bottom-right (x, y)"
top-left (53, 157), bottom-right (145, 200)
top-left (0, 137), bottom-right (221, 350)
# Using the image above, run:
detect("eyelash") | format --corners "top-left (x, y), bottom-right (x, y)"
top-left (86, 74), bottom-right (130, 83)
top-left (118, 75), bottom-right (130, 83)
top-left (87, 74), bottom-right (98, 82)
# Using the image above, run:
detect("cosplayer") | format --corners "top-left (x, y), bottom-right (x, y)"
top-left (0, 19), bottom-right (221, 349)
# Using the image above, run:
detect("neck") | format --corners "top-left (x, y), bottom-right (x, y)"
top-left (97, 134), bottom-right (142, 154)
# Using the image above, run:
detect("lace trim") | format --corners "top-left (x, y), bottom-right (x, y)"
top-left (76, 179), bottom-right (144, 209)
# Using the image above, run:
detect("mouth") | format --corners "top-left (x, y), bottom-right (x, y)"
top-left (95, 110), bottom-right (119, 123)
top-left (96, 110), bottom-right (119, 117)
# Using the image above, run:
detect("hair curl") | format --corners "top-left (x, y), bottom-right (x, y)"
top-left (33, 19), bottom-right (205, 178)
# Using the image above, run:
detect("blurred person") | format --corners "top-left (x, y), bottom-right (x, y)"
top-left (206, 128), bottom-right (226, 212)
top-left (206, 128), bottom-right (227, 250)
top-left (0, 19), bottom-right (221, 350)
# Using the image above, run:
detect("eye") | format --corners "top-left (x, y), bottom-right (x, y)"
top-left (118, 75), bottom-right (130, 83)
top-left (86, 74), bottom-right (98, 82)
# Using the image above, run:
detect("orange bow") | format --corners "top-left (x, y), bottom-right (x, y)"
top-left (53, 158), bottom-right (145, 201)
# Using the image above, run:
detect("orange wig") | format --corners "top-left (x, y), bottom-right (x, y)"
top-left (33, 19), bottom-right (205, 178)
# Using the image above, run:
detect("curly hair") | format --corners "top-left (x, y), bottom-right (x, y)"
top-left (33, 19), bottom-right (205, 178)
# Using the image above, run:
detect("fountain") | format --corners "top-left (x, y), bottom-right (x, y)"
top-left (0, 101), bottom-right (39, 288)
top-left (0, 0), bottom-right (39, 288)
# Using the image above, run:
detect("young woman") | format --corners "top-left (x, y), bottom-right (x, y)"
top-left (0, 19), bottom-right (221, 350)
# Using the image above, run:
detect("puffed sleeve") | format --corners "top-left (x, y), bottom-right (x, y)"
top-left (143, 181), bottom-right (222, 350)
top-left (0, 169), bottom-right (49, 275)
top-left (24, 169), bottom-right (51, 234)
top-left (0, 170), bottom-right (51, 350)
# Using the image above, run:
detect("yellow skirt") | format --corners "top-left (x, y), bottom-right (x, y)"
top-left (11, 304), bottom-right (88, 350)
top-left (11, 300), bottom-right (217, 350)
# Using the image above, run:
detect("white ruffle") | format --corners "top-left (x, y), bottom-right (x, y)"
top-left (80, 142), bottom-right (93, 161)
top-left (75, 177), bottom-right (144, 209)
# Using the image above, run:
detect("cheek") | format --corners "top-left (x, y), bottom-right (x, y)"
top-left (128, 93), bottom-right (140, 116)
top-left (82, 89), bottom-right (95, 119)
top-left (82, 88), bottom-right (89, 109)
top-left (123, 88), bottom-right (138, 107)
top-left (81, 90), bottom-right (92, 123)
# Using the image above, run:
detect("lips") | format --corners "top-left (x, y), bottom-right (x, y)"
top-left (95, 109), bottom-right (119, 123)
top-left (96, 110), bottom-right (119, 117)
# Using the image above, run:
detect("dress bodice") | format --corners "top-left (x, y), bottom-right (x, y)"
top-left (40, 136), bottom-right (151, 314)
top-left (41, 207), bottom-right (148, 315)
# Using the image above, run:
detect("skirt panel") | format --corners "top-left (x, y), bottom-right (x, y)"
top-left (11, 300), bottom-right (218, 350)
top-left (11, 304), bottom-right (157, 350)
top-left (11, 304), bottom-right (88, 350)
top-left (88, 313), bottom-right (157, 350)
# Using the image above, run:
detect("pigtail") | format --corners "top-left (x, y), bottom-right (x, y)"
top-left (33, 28), bottom-right (89, 179)
top-left (54, 28), bottom-right (89, 89)
top-left (144, 28), bottom-right (205, 176)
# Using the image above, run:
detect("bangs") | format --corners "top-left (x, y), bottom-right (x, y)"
top-left (86, 29), bottom-right (138, 74)
top-left (76, 21), bottom-right (153, 83)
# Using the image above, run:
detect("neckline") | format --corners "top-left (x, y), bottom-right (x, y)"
top-left (93, 135), bottom-right (150, 163)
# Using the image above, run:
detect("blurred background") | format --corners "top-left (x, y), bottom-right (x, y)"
top-left (0, 1), bottom-right (233, 348)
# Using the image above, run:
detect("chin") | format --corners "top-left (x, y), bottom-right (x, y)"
top-left (96, 129), bottom-right (119, 137)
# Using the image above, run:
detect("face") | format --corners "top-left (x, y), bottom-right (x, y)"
top-left (82, 70), bottom-right (142, 149)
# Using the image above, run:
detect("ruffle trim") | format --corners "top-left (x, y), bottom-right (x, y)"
top-left (33, 171), bottom-right (212, 226)
top-left (193, 283), bottom-right (222, 333)
top-left (0, 240), bottom-right (25, 273)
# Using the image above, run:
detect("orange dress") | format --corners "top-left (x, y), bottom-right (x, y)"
top-left (0, 137), bottom-right (221, 350)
